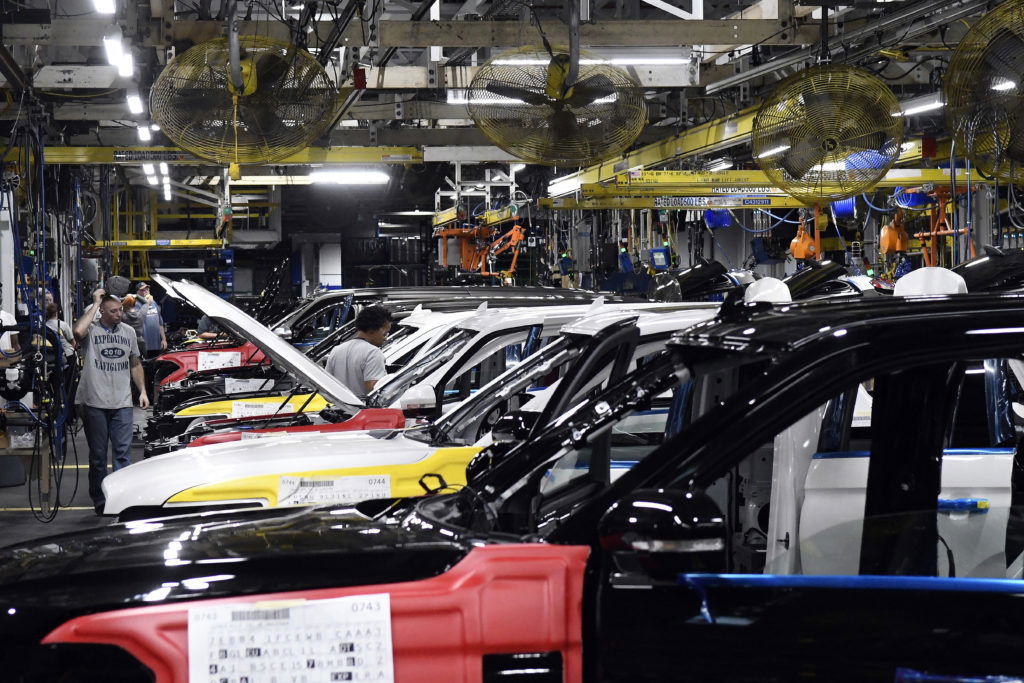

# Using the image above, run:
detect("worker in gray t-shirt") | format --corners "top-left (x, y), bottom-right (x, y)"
top-left (73, 289), bottom-right (150, 515)
top-left (325, 306), bottom-right (392, 398)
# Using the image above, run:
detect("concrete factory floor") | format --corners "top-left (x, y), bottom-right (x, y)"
top-left (0, 407), bottom-right (149, 548)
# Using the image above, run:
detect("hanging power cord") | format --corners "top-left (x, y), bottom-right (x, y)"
top-left (2, 101), bottom-right (78, 522)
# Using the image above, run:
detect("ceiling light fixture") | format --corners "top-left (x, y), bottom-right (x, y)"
top-left (92, 0), bottom-right (116, 12)
top-left (893, 94), bottom-right (944, 117)
top-left (159, 162), bottom-right (168, 175)
top-left (992, 77), bottom-right (1017, 92)
top-left (103, 28), bottom-right (123, 66)
top-left (309, 170), bottom-right (390, 185)
top-left (118, 51), bottom-right (134, 78)
top-left (511, 163), bottom-right (526, 173)
top-left (146, 175), bottom-right (158, 185)
top-left (706, 157), bottom-right (733, 172)
top-left (447, 89), bottom-right (614, 105)
top-left (126, 86), bottom-right (143, 114)
top-left (163, 184), bottom-right (171, 201)
top-left (137, 125), bottom-right (151, 142)
top-left (142, 163), bottom-right (155, 174)
top-left (757, 144), bottom-right (790, 159)
top-left (493, 57), bottom-right (688, 66)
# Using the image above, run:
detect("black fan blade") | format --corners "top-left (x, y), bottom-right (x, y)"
top-left (239, 102), bottom-right (287, 140)
top-left (550, 108), bottom-right (580, 139)
top-left (839, 129), bottom-right (886, 151)
top-left (484, 82), bottom-right (549, 107)
top-left (563, 74), bottom-right (615, 108)
top-left (984, 31), bottom-right (1024, 88)
top-left (780, 138), bottom-right (826, 180)
top-left (253, 52), bottom-right (290, 93)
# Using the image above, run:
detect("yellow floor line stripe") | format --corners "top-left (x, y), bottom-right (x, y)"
top-left (0, 506), bottom-right (94, 511)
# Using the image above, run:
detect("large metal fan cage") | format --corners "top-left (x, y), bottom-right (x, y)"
top-left (151, 36), bottom-right (338, 165)
top-left (751, 64), bottom-right (904, 204)
top-left (946, 0), bottom-right (1024, 181)
top-left (467, 46), bottom-right (647, 167)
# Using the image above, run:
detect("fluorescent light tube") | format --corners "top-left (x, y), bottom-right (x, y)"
top-left (493, 57), bottom-right (688, 66)
top-left (163, 184), bottom-right (171, 201)
top-left (447, 88), bottom-right (614, 105)
top-left (142, 163), bottom-right (154, 174)
top-left (757, 144), bottom-right (790, 159)
top-left (159, 162), bottom-right (168, 174)
top-left (118, 51), bottom-right (134, 78)
top-left (511, 163), bottom-right (526, 173)
top-left (126, 87), bottom-right (143, 114)
top-left (92, 0), bottom-right (116, 12)
top-left (893, 95), bottom-right (944, 117)
top-left (137, 125), bottom-right (151, 142)
top-left (899, 101), bottom-right (943, 116)
top-left (310, 170), bottom-right (389, 184)
top-left (103, 29), bottom-right (123, 66)
top-left (706, 158), bottom-right (732, 171)
top-left (146, 175), bottom-right (158, 185)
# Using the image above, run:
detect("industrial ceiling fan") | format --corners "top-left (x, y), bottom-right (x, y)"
top-left (944, 0), bottom-right (1024, 181)
top-left (465, 0), bottom-right (647, 166)
top-left (150, 14), bottom-right (338, 177)
top-left (751, 4), bottom-right (904, 258)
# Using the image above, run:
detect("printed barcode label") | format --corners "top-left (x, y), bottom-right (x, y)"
top-left (189, 593), bottom-right (393, 682)
top-left (278, 474), bottom-right (391, 506)
top-left (231, 608), bottom-right (291, 621)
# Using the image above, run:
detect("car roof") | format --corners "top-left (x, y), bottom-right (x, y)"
top-left (561, 302), bottom-right (719, 337)
top-left (671, 292), bottom-right (1024, 356)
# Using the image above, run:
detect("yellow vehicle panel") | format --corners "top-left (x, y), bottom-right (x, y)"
top-left (165, 446), bottom-right (482, 507)
top-left (175, 393), bottom-right (329, 417)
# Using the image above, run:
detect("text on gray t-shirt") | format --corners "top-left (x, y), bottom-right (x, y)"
top-left (76, 321), bottom-right (140, 409)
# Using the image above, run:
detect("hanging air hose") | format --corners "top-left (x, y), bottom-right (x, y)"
top-left (830, 197), bottom-right (857, 221)
top-left (703, 209), bottom-right (732, 230)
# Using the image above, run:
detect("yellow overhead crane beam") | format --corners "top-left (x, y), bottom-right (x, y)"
top-left (546, 99), bottom-right (946, 196)
top-left (579, 168), bottom-right (990, 199)
top-left (548, 107), bottom-right (759, 196)
top-left (92, 239), bottom-right (224, 250)
top-left (539, 196), bottom-right (807, 210)
top-left (3, 146), bottom-right (423, 165)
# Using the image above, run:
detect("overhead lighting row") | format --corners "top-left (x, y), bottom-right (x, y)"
top-left (142, 163), bottom-right (172, 201)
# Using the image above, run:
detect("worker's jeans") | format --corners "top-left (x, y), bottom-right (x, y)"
top-left (81, 405), bottom-right (133, 505)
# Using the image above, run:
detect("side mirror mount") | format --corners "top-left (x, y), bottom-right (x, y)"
top-left (396, 382), bottom-right (436, 415)
top-left (599, 488), bottom-right (727, 580)
top-left (491, 410), bottom-right (539, 443)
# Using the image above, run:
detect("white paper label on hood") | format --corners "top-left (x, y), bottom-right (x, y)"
top-left (225, 377), bottom-right (274, 394)
top-left (231, 401), bottom-right (280, 418)
top-left (188, 592), bottom-right (394, 683)
top-left (278, 474), bottom-right (391, 506)
top-left (197, 351), bottom-right (242, 371)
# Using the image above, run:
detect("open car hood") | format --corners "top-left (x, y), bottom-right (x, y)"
top-left (154, 275), bottom-right (363, 409)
